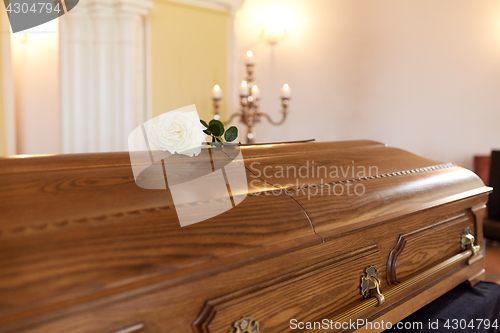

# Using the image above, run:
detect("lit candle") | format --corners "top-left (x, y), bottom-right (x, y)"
top-left (252, 85), bottom-right (260, 99)
top-left (281, 83), bottom-right (291, 98)
top-left (245, 50), bottom-right (254, 65)
top-left (240, 80), bottom-right (250, 96)
top-left (212, 84), bottom-right (221, 99)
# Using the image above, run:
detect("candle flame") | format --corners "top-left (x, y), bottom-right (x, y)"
top-left (252, 85), bottom-right (259, 92)
top-left (283, 83), bottom-right (290, 90)
top-left (241, 81), bottom-right (248, 88)
top-left (213, 84), bottom-right (220, 91)
top-left (246, 50), bottom-right (253, 57)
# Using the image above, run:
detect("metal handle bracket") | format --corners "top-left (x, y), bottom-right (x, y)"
top-left (461, 228), bottom-right (481, 265)
top-left (360, 266), bottom-right (385, 306)
top-left (229, 316), bottom-right (259, 333)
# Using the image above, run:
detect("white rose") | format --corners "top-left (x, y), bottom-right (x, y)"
top-left (147, 110), bottom-right (206, 156)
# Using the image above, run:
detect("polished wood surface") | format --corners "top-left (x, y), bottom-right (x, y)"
top-left (387, 212), bottom-right (472, 285)
top-left (0, 141), bottom-right (491, 333)
top-left (195, 245), bottom-right (383, 333)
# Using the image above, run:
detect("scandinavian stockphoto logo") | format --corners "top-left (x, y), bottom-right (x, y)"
top-left (3, 0), bottom-right (79, 33)
top-left (128, 105), bottom-right (248, 227)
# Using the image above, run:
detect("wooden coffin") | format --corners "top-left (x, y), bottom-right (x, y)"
top-left (0, 140), bottom-right (491, 333)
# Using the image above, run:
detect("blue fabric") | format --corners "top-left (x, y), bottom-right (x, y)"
top-left (387, 282), bottom-right (500, 332)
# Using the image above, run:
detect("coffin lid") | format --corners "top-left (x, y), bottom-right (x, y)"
top-left (239, 140), bottom-right (490, 236)
top-left (0, 140), bottom-right (490, 323)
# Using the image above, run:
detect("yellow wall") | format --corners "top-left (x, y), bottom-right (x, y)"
top-left (0, 11), bottom-right (5, 156)
top-left (150, 0), bottom-right (228, 122)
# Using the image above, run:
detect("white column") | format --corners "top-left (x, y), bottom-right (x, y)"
top-left (116, 10), bottom-right (149, 149)
top-left (89, 0), bottom-right (116, 152)
top-left (61, 1), bottom-right (93, 153)
top-left (60, 0), bottom-right (153, 153)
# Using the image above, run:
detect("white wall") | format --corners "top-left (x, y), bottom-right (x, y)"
top-left (235, 0), bottom-right (500, 169)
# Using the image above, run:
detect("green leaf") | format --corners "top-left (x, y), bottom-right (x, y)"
top-left (224, 126), bottom-right (238, 142)
top-left (200, 119), bottom-right (209, 128)
top-left (208, 119), bottom-right (224, 136)
top-left (203, 129), bottom-right (211, 135)
top-left (208, 124), bottom-right (221, 136)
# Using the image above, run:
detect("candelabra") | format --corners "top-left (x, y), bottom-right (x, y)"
top-left (212, 51), bottom-right (291, 144)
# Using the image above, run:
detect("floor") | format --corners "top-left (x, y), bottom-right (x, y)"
top-left (484, 239), bottom-right (500, 284)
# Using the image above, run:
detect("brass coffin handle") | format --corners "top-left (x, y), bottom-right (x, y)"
top-left (461, 228), bottom-right (480, 255)
top-left (312, 249), bottom-right (479, 333)
top-left (360, 266), bottom-right (385, 306)
top-left (229, 316), bottom-right (259, 333)
top-left (461, 228), bottom-right (481, 265)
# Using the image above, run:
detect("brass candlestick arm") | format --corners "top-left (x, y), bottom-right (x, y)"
top-left (213, 97), bottom-right (290, 143)
top-left (225, 111), bottom-right (242, 125)
top-left (256, 98), bottom-right (290, 126)
top-left (212, 51), bottom-right (291, 143)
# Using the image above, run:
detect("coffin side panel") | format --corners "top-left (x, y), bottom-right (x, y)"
top-left (193, 245), bottom-right (384, 333)
top-left (387, 212), bottom-right (474, 285)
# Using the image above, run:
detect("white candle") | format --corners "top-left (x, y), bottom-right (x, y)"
top-left (240, 80), bottom-right (250, 96)
top-left (245, 50), bottom-right (254, 65)
top-left (251, 85), bottom-right (260, 99)
top-left (281, 83), bottom-right (291, 98)
top-left (212, 84), bottom-right (221, 99)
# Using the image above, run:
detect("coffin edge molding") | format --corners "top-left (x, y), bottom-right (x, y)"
top-left (0, 163), bottom-right (458, 238)
top-left (0, 204), bottom-right (172, 239)
top-left (286, 163), bottom-right (456, 195)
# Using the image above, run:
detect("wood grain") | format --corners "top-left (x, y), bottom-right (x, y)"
top-left (387, 212), bottom-right (472, 285)
top-left (193, 245), bottom-right (383, 333)
top-left (0, 141), bottom-right (491, 333)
